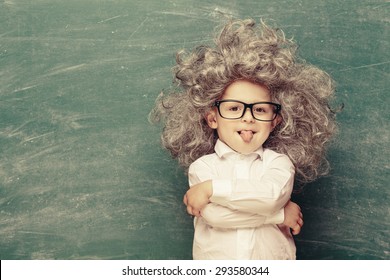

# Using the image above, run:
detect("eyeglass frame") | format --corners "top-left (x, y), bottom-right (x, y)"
top-left (213, 99), bottom-right (282, 122)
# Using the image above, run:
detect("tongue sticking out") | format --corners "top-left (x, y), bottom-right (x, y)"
top-left (240, 130), bottom-right (254, 143)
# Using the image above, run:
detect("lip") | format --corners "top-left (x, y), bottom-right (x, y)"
top-left (237, 129), bottom-right (256, 134)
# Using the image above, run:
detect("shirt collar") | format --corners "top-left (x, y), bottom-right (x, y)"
top-left (214, 139), bottom-right (263, 160)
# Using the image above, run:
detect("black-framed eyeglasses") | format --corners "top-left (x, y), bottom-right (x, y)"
top-left (214, 99), bottom-right (281, 122)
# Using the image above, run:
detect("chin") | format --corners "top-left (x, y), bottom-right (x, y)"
top-left (233, 144), bottom-right (260, 154)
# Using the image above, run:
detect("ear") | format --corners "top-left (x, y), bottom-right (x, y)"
top-left (205, 109), bottom-right (218, 129)
top-left (271, 115), bottom-right (282, 131)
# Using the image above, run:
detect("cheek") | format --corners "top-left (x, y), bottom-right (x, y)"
top-left (259, 123), bottom-right (274, 132)
top-left (215, 123), bottom-right (236, 141)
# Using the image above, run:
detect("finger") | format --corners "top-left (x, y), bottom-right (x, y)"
top-left (193, 209), bottom-right (201, 217)
top-left (183, 194), bottom-right (188, 206)
top-left (186, 205), bottom-right (193, 216)
top-left (294, 218), bottom-right (304, 234)
top-left (292, 224), bottom-right (301, 235)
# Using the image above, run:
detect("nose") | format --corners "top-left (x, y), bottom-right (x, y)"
top-left (242, 107), bottom-right (255, 122)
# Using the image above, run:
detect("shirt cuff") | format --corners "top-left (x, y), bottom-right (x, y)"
top-left (210, 179), bottom-right (232, 205)
top-left (265, 208), bottom-right (284, 224)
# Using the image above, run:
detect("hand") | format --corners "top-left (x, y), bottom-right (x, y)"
top-left (183, 180), bottom-right (213, 217)
top-left (283, 200), bottom-right (304, 235)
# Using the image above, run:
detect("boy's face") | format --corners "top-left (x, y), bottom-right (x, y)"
top-left (206, 80), bottom-right (281, 154)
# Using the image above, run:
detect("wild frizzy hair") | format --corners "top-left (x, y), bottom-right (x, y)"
top-left (150, 19), bottom-right (338, 187)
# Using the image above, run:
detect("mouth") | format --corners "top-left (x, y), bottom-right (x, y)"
top-left (238, 130), bottom-right (255, 143)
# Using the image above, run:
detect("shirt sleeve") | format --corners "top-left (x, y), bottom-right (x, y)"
top-left (210, 154), bottom-right (295, 215)
top-left (188, 158), bottom-right (285, 228)
top-left (200, 203), bottom-right (284, 229)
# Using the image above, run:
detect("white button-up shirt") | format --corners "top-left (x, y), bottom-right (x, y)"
top-left (188, 140), bottom-right (296, 259)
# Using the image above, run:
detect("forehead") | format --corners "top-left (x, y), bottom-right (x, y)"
top-left (222, 80), bottom-right (271, 102)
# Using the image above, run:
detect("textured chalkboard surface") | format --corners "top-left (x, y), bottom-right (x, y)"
top-left (0, 0), bottom-right (389, 259)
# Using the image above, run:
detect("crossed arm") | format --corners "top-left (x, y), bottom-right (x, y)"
top-left (183, 156), bottom-right (304, 235)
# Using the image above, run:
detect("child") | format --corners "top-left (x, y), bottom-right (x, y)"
top-left (150, 19), bottom-right (337, 259)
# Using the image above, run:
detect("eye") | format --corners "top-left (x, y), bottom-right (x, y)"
top-left (228, 106), bottom-right (241, 112)
top-left (254, 107), bottom-right (266, 113)
top-left (253, 106), bottom-right (268, 114)
top-left (223, 101), bottom-right (243, 112)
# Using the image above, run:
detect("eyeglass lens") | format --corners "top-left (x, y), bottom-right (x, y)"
top-left (218, 101), bottom-right (279, 121)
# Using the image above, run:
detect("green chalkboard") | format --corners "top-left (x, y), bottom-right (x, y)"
top-left (0, 0), bottom-right (389, 260)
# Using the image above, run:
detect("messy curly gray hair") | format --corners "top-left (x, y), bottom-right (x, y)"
top-left (150, 19), bottom-right (338, 186)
